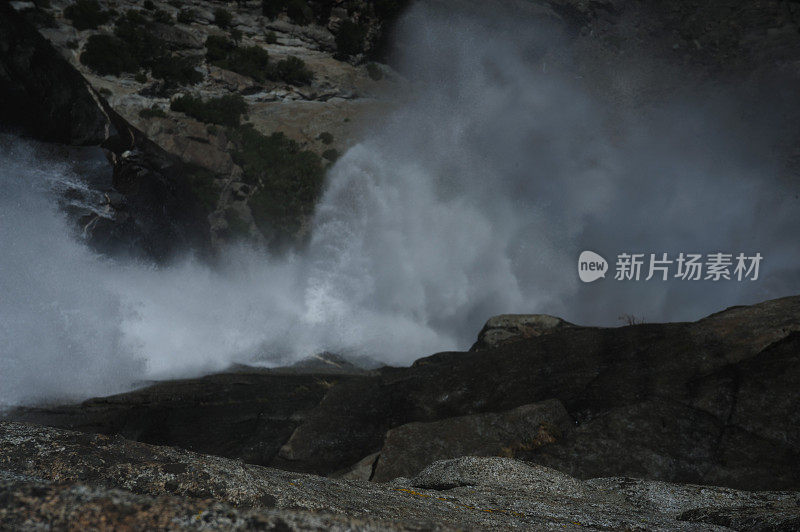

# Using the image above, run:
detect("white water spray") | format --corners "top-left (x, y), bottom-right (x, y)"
top-left (1, 2), bottom-right (798, 405)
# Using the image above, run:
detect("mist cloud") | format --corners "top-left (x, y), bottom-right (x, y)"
top-left (1, 2), bottom-right (798, 406)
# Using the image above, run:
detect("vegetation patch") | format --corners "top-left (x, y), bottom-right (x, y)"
top-left (64, 0), bottom-right (110, 30)
top-left (335, 20), bottom-right (366, 57)
top-left (273, 56), bottom-right (313, 85)
top-left (205, 36), bottom-right (311, 85)
top-left (213, 7), bottom-right (233, 28)
top-left (139, 105), bottom-right (168, 119)
top-left (231, 125), bottom-right (324, 243)
top-left (152, 8), bottom-right (174, 24)
top-left (80, 34), bottom-right (138, 75)
top-left (223, 209), bottom-right (251, 238)
top-left (206, 36), bottom-right (270, 81)
top-left (79, 10), bottom-right (201, 85)
top-left (286, 0), bottom-right (312, 25)
top-left (170, 94), bottom-right (248, 127)
top-left (177, 8), bottom-right (196, 23)
top-left (183, 164), bottom-right (220, 213)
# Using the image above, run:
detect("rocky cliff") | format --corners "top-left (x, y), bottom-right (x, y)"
top-left (3, 0), bottom-right (402, 254)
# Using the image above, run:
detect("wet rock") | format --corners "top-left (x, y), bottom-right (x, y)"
top-left (371, 399), bottom-right (571, 481)
top-left (271, 296), bottom-right (800, 485)
top-left (11, 372), bottom-right (368, 467)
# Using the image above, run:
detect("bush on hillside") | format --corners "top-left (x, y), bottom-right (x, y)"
top-left (80, 34), bottom-right (138, 75)
top-left (231, 126), bottom-right (324, 241)
top-left (213, 7), bottom-right (233, 28)
top-left (335, 20), bottom-right (366, 56)
top-left (64, 0), bottom-right (110, 30)
top-left (272, 55), bottom-right (312, 85)
top-left (170, 94), bottom-right (248, 126)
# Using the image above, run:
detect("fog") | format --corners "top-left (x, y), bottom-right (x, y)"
top-left (1, 2), bottom-right (798, 405)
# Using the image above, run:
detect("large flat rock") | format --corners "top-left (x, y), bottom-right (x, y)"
top-left (2, 422), bottom-right (799, 530)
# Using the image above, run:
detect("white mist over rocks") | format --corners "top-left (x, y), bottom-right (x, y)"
top-left (2, 2), bottom-right (799, 405)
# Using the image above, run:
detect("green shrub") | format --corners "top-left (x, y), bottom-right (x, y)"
top-left (335, 20), bottom-right (365, 56)
top-left (261, 0), bottom-right (286, 19)
top-left (143, 0), bottom-right (155, 10)
top-left (80, 34), bottom-right (138, 75)
top-left (224, 209), bottom-right (251, 237)
top-left (177, 8), bottom-right (195, 23)
top-left (322, 148), bottom-right (339, 161)
top-left (286, 0), bottom-right (311, 25)
top-left (206, 36), bottom-right (271, 81)
top-left (135, 71), bottom-right (148, 83)
top-left (98, 87), bottom-right (113, 96)
top-left (374, 0), bottom-right (409, 19)
top-left (80, 11), bottom-right (200, 86)
top-left (205, 35), bottom-right (236, 62)
top-left (153, 8), bottom-right (174, 24)
top-left (366, 62), bottom-right (383, 81)
top-left (24, 8), bottom-right (57, 27)
top-left (64, 0), bottom-right (110, 30)
top-left (272, 55), bottom-right (312, 85)
top-left (150, 55), bottom-right (202, 84)
top-left (114, 10), bottom-right (161, 65)
top-left (230, 28), bottom-right (243, 43)
top-left (139, 105), bottom-right (167, 118)
top-left (183, 164), bottom-right (219, 213)
top-left (232, 126), bottom-right (324, 241)
top-left (213, 8), bottom-right (233, 28)
top-left (170, 94), bottom-right (248, 126)
top-left (266, 31), bottom-right (278, 44)
top-left (317, 131), bottom-right (333, 144)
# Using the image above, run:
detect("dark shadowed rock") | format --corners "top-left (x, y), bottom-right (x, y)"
top-left (0, 2), bottom-right (110, 145)
top-left (273, 296), bottom-right (800, 486)
top-left (371, 399), bottom-right (572, 481)
top-left (11, 372), bottom-right (367, 467)
top-left (3, 422), bottom-right (799, 530)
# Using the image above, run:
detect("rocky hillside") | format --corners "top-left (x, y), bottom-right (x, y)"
top-left (3, 0), bottom-right (404, 254)
top-left (4, 0), bottom-right (799, 258)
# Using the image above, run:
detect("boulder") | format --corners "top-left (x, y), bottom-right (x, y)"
top-left (3, 423), bottom-right (799, 530)
top-left (371, 399), bottom-right (572, 481)
top-left (470, 313), bottom-right (575, 350)
top-left (271, 296), bottom-right (800, 486)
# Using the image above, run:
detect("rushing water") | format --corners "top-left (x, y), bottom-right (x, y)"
top-left (1, 2), bottom-right (799, 406)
